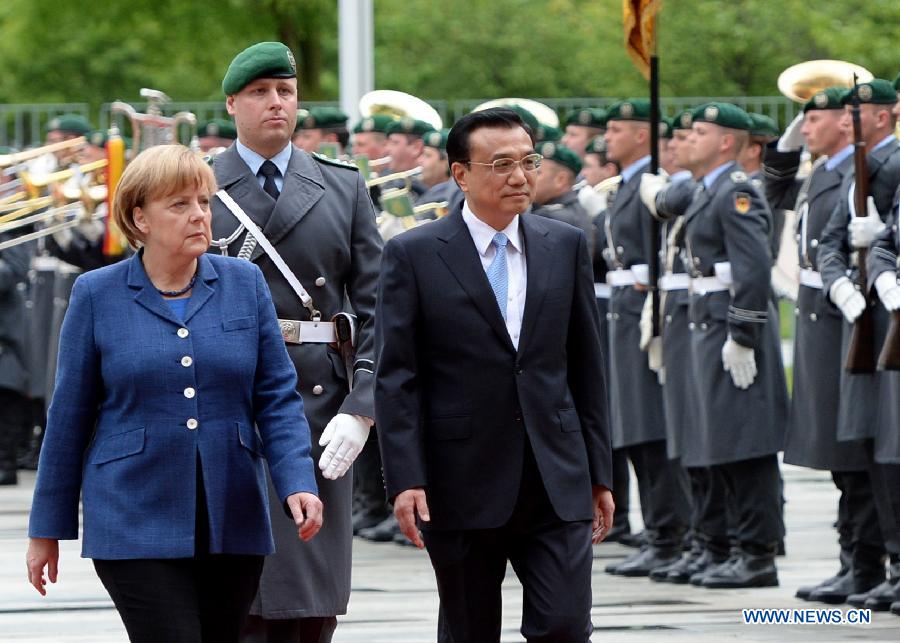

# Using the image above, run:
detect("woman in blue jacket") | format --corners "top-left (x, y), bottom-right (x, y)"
top-left (26, 145), bottom-right (323, 643)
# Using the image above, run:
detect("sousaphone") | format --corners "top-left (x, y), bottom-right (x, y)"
top-left (358, 90), bottom-right (443, 130)
top-left (777, 60), bottom-right (873, 103)
top-left (472, 98), bottom-right (560, 128)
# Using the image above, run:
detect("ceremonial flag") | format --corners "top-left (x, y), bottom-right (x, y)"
top-left (623, 0), bottom-right (661, 80)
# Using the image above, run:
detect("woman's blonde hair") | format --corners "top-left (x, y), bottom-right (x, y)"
top-left (112, 145), bottom-right (217, 248)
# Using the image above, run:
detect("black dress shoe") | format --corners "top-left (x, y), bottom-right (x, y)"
top-left (358, 515), bottom-right (400, 542)
top-left (0, 470), bottom-right (17, 486)
top-left (618, 530), bottom-right (646, 549)
top-left (809, 571), bottom-right (882, 605)
top-left (352, 509), bottom-right (390, 535)
top-left (702, 553), bottom-right (778, 589)
top-left (863, 578), bottom-right (900, 611)
top-left (650, 552), bottom-right (695, 583)
top-left (616, 547), bottom-right (681, 578)
top-left (605, 547), bottom-right (645, 575)
top-left (796, 570), bottom-right (847, 601)
top-left (604, 522), bottom-right (631, 544)
top-left (891, 601), bottom-right (900, 616)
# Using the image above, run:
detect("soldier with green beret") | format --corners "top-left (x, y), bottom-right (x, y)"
top-left (531, 140), bottom-right (593, 253)
top-left (351, 114), bottom-right (394, 165)
top-left (562, 107), bottom-right (606, 159)
top-left (534, 123), bottom-right (562, 143)
top-left (659, 117), bottom-right (684, 176)
top-left (292, 107), bottom-right (349, 157)
top-left (211, 41), bottom-right (383, 642)
top-left (383, 117), bottom-right (432, 198)
top-left (197, 118), bottom-right (237, 153)
top-left (41, 113), bottom-right (93, 168)
top-left (505, 104), bottom-right (540, 132)
top-left (581, 136), bottom-right (619, 188)
top-left (416, 129), bottom-right (459, 216)
top-left (739, 112), bottom-right (779, 208)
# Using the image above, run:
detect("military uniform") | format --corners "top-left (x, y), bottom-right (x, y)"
top-left (602, 99), bottom-right (690, 575)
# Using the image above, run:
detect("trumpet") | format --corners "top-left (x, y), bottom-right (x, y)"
top-left (0, 137), bottom-right (87, 169)
top-left (366, 166), bottom-right (423, 189)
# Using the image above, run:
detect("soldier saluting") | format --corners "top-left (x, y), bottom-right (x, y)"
top-left (209, 42), bottom-right (382, 642)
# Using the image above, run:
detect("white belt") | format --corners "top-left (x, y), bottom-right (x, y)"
top-left (278, 319), bottom-right (337, 345)
top-left (690, 276), bottom-right (729, 295)
top-left (594, 283), bottom-right (611, 299)
top-left (799, 268), bottom-right (823, 290)
top-left (606, 270), bottom-right (636, 287)
top-left (659, 273), bottom-right (690, 291)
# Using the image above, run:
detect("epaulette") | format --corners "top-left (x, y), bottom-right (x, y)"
top-left (730, 170), bottom-right (748, 183)
top-left (312, 152), bottom-right (358, 171)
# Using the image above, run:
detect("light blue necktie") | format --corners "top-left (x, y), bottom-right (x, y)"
top-left (486, 232), bottom-right (509, 320)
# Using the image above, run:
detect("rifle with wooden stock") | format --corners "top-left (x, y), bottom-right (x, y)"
top-left (844, 79), bottom-right (876, 374)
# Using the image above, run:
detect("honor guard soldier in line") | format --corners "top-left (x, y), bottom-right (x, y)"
top-left (292, 107), bottom-right (350, 158)
top-left (742, 113), bottom-right (782, 256)
top-left (198, 118), bottom-right (238, 153)
top-left (602, 98), bottom-right (691, 574)
top-left (417, 128), bottom-right (459, 210)
top-left (209, 42), bottom-right (382, 643)
top-left (562, 107), bottom-right (608, 159)
top-left (350, 114), bottom-right (392, 164)
top-left (644, 102), bottom-right (789, 588)
top-left (640, 107), bottom-right (726, 584)
top-left (578, 135), bottom-right (633, 544)
top-left (818, 78), bottom-right (900, 613)
top-left (820, 77), bottom-right (900, 613)
top-left (763, 86), bottom-right (884, 605)
top-left (0, 228), bottom-right (30, 485)
top-left (383, 118), bottom-right (432, 199)
top-left (533, 123), bottom-right (563, 144)
top-left (530, 141), bottom-right (593, 254)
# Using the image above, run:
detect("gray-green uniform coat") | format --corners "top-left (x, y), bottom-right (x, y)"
top-left (764, 148), bottom-right (867, 471)
top-left (0, 232), bottom-right (30, 397)
top-left (682, 164), bottom-right (788, 467)
top-left (210, 144), bottom-right (382, 618)
top-left (602, 161), bottom-right (666, 449)
top-left (818, 137), bottom-right (900, 444)
top-left (867, 182), bottom-right (900, 464)
top-left (531, 190), bottom-right (594, 256)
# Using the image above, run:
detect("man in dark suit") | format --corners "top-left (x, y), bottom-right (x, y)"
top-left (209, 42), bottom-right (383, 643)
top-left (375, 108), bottom-right (613, 643)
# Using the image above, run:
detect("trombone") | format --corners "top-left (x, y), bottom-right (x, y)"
top-left (0, 137), bottom-right (87, 169)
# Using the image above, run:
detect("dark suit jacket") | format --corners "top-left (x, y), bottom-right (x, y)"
top-left (28, 252), bottom-right (317, 559)
top-left (375, 207), bottom-right (612, 531)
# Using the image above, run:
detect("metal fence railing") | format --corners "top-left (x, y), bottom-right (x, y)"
top-left (0, 97), bottom-right (798, 149)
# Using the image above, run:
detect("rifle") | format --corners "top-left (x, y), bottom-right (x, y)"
top-left (844, 77), bottom-right (875, 374)
top-left (879, 309), bottom-right (900, 370)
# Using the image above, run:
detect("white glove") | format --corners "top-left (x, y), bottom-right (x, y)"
top-left (639, 173), bottom-right (668, 218)
top-left (829, 276), bottom-right (867, 323)
top-left (318, 414), bottom-right (371, 480)
top-left (875, 271), bottom-right (900, 312)
top-left (776, 112), bottom-right (805, 152)
top-left (847, 196), bottom-right (885, 249)
top-left (721, 335), bottom-right (757, 390)
top-left (647, 336), bottom-right (663, 373)
top-left (639, 294), bottom-right (653, 350)
top-left (578, 185), bottom-right (607, 217)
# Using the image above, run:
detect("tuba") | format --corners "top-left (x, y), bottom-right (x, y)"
top-left (777, 60), bottom-right (873, 103)
top-left (358, 90), bottom-right (443, 130)
top-left (471, 98), bottom-right (560, 129)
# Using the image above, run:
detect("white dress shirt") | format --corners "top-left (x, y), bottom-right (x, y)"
top-left (462, 201), bottom-right (527, 348)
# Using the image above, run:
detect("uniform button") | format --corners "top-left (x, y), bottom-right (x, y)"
top-left (613, 312), bottom-right (620, 320)
top-left (665, 315), bottom-right (672, 323)
top-left (515, 368), bottom-right (523, 375)
top-left (184, 387), bottom-right (196, 399)
top-left (315, 277), bottom-right (326, 287)
top-left (186, 418), bottom-right (198, 430)
top-left (606, 312), bottom-right (613, 320)
top-left (810, 239), bottom-right (819, 248)
top-left (688, 322), bottom-right (696, 330)
top-left (794, 307), bottom-right (800, 316)
top-left (700, 322), bottom-right (708, 330)
top-left (181, 356), bottom-right (193, 367)
top-left (810, 313), bottom-right (818, 322)
top-left (177, 328), bottom-right (189, 338)
top-left (312, 385), bottom-right (324, 395)
top-left (616, 245), bottom-right (624, 254)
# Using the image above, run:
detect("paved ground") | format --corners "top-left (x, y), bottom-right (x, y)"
top-left (3, 464), bottom-right (899, 642)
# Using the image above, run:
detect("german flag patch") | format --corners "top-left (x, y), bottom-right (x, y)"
top-left (734, 193), bottom-right (751, 214)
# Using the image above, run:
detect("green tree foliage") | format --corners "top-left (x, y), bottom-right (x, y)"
top-left (0, 0), bottom-right (896, 106)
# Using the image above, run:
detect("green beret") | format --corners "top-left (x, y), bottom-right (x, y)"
top-left (534, 124), bottom-right (562, 143)
top-left (605, 99), bottom-right (657, 122)
top-left (747, 113), bottom-right (779, 138)
top-left (222, 42), bottom-right (296, 95)
top-left (422, 128), bottom-right (449, 150)
top-left (352, 114), bottom-right (394, 134)
top-left (690, 102), bottom-right (752, 131)
top-left (537, 141), bottom-right (582, 175)
top-left (199, 118), bottom-right (237, 140)
top-left (840, 79), bottom-right (897, 105)
top-left (659, 118), bottom-right (673, 139)
top-left (503, 105), bottom-right (539, 132)
top-left (88, 130), bottom-right (108, 147)
top-left (803, 87), bottom-right (846, 113)
top-left (894, 73), bottom-right (900, 92)
top-left (295, 107), bottom-right (348, 132)
top-left (385, 118), bottom-right (433, 138)
top-left (46, 113), bottom-right (92, 135)
top-left (564, 108), bottom-right (607, 129)
top-left (672, 109), bottom-right (694, 131)
top-left (583, 136), bottom-right (607, 156)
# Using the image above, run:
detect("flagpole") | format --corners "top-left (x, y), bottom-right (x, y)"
top-left (648, 37), bottom-right (661, 338)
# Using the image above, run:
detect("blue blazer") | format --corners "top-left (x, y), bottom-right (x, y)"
top-left (28, 251), bottom-right (318, 559)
